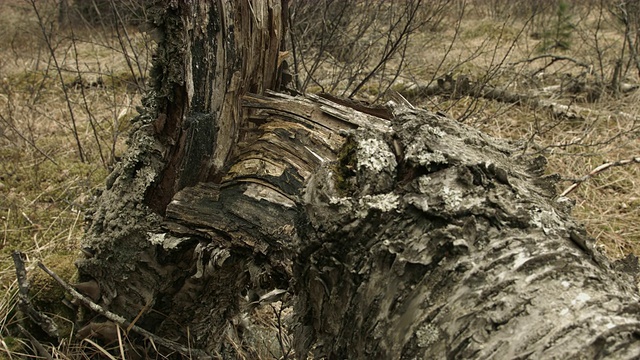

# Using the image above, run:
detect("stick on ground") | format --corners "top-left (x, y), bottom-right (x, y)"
top-left (36, 261), bottom-right (214, 359)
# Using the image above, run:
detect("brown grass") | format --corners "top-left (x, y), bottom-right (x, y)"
top-left (0, 1), bottom-right (151, 357)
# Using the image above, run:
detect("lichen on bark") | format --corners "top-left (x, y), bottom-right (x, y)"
top-left (294, 103), bottom-right (640, 359)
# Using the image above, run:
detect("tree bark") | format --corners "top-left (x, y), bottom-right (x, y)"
top-left (292, 102), bottom-right (640, 358)
top-left (78, 0), bottom-right (289, 355)
top-left (76, 0), bottom-right (640, 358)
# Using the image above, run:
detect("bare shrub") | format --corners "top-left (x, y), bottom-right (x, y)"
top-left (289, 0), bottom-right (451, 100)
top-left (58, 0), bottom-right (147, 29)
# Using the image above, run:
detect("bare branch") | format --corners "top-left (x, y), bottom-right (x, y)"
top-left (559, 156), bottom-right (640, 198)
top-left (36, 261), bottom-right (214, 359)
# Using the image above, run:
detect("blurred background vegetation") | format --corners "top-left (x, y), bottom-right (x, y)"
top-left (0, 0), bottom-right (638, 357)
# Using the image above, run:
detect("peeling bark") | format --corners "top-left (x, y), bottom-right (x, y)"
top-left (76, 0), bottom-right (640, 358)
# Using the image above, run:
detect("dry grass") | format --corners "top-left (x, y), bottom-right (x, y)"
top-left (463, 94), bottom-right (639, 258)
top-left (0, 0), bottom-right (638, 358)
top-left (0, 1), bottom-right (150, 358)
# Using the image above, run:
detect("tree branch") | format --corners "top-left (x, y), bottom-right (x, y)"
top-left (36, 261), bottom-right (214, 359)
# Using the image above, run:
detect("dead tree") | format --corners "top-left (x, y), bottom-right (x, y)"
top-left (75, 0), bottom-right (640, 358)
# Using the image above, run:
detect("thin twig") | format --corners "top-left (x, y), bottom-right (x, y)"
top-left (110, 0), bottom-right (145, 92)
top-left (69, 29), bottom-right (107, 168)
top-left (11, 251), bottom-right (59, 339)
top-left (0, 113), bottom-right (59, 166)
top-left (348, 0), bottom-right (423, 98)
top-left (17, 324), bottom-right (54, 360)
top-left (29, 0), bottom-right (85, 163)
top-left (36, 261), bottom-right (214, 359)
top-left (510, 53), bottom-right (590, 68)
top-left (271, 304), bottom-right (292, 360)
top-left (558, 156), bottom-right (640, 198)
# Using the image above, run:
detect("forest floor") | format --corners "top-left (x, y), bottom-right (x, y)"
top-left (0, 0), bottom-right (638, 358)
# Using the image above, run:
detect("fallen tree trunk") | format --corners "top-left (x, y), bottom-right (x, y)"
top-left (401, 73), bottom-right (640, 123)
top-left (73, 1), bottom-right (640, 358)
top-left (292, 100), bottom-right (640, 358)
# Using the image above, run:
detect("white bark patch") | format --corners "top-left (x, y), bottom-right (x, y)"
top-left (452, 239), bottom-right (469, 252)
top-left (571, 292), bottom-right (591, 308)
top-left (356, 138), bottom-right (397, 173)
top-left (442, 186), bottom-right (462, 210)
top-left (229, 158), bottom-right (285, 177)
top-left (148, 233), bottom-right (191, 251)
top-left (305, 146), bottom-right (325, 163)
top-left (405, 142), bottom-right (448, 167)
top-left (405, 194), bottom-right (429, 212)
top-left (416, 323), bottom-right (440, 348)
top-left (529, 208), bottom-right (565, 235)
top-left (357, 193), bottom-right (400, 218)
top-left (148, 232), bottom-right (165, 246)
top-left (421, 123), bottom-right (447, 138)
top-left (361, 193), bottom-right (400, 211)
top-left (512, 252), bottom-right (531, 270)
